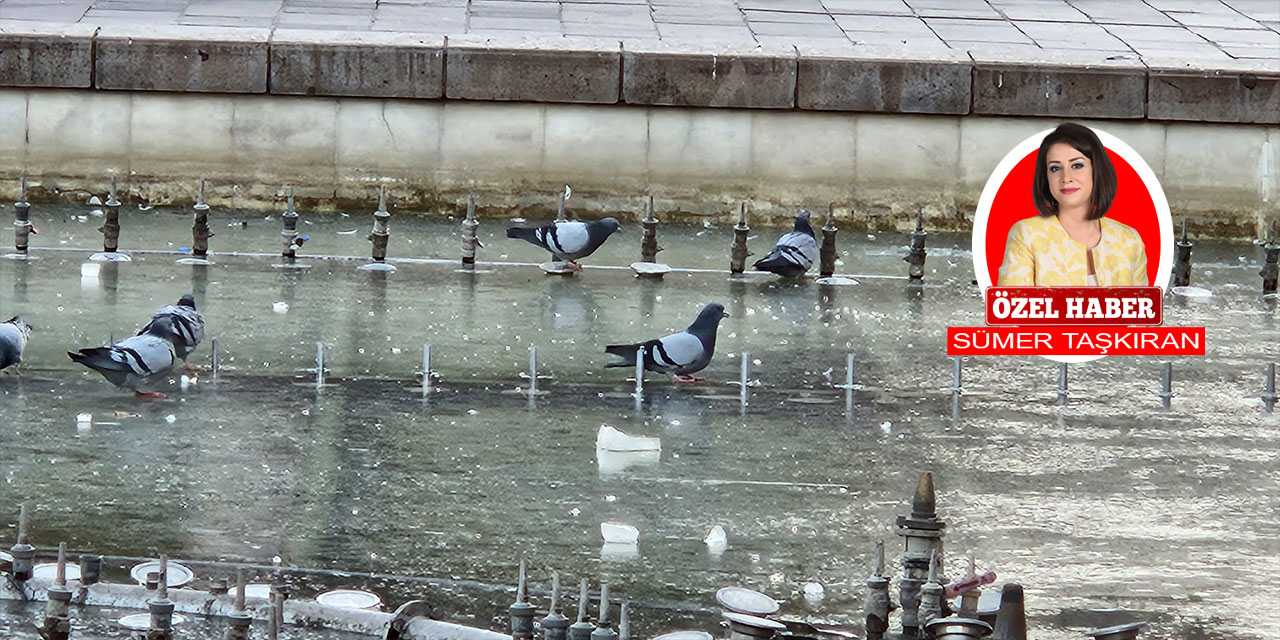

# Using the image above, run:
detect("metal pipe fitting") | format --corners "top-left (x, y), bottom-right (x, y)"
top-left (282, 186), bottom-right (300, 259)
top-left (820, 203), bottom-right (838, 278)
top-left (10, 504), bottom-right (35, 581)
top-left (369, 186), bottom-right (391, 262)
top-left (508, 560), bottom-right (536, 640)
top-left (1173, 219), bottom-right (1192, 287)
top-left (462, 196), bottom-right (480, 265)
top-left (906, 213), bottom-right (927, 281)
top-left (641, 196), bottom-right (660, 263)
top-left (103, 177), bottom-right (121, 253)
top-left (730, 203), bottom-right (750, 275)
top-left (863, 540), bottom-right (891, 640)
top-left (541, 571), bottom-right (571, 640)
top-left (1261, 240), bottom-right (1279, 295)
top-left (569, 578), bottom-right (594, 640)
top-left (13, 177), bottom-right (33, 255)
top-left (193, 179), bottom-right (212, 258)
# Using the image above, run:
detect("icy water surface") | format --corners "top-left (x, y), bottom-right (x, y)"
top-left (0, 205), bottom-right (1276, 639)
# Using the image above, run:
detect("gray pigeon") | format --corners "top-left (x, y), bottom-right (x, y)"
top-left (754, 209), bottom-right (818, 277)
top-left (68, 317), bottom-right (179, 398)
top-left (506, 218), bottom-right (622, 268)
top-left (0, 316), bottom-right (32, 373)
top-left (137, 293), bottom-right (205, 362)
top-left (605, 302), bottom-right (728, 383)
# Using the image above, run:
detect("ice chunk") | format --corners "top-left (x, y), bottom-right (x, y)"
top-left (600, 521), bottom-right (639, 545)
top-left (272, 301), bottom-right (289, 314)
top-left (704, 525), bottom-right (728, 554)
top-left (596, 425), bottom-right (660, 452)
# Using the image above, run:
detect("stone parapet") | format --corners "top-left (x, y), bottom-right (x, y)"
top-left (1, 19), bottom-right (1276, 123)
top-left (94, 25), bottom-right (269, 93)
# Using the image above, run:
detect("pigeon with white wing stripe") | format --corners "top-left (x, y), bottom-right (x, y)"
top-left (137, 293), bottom-right (205, 363)
top-left (69, 316), bottom-right (179, 398)
top-left (0, 316), bottom-right (32, 374)
top-left (605, 302), bottom-right (728, 383)
top-left (754, 209), bottom-right (818, 277)
top-left (506, 218), bottom-right (622, 270)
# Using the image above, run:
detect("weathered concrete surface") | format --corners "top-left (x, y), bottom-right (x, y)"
top-left (270, 30), bottom-right (444, 99)
top-left (1147, 58), bottom-right (1280, 124)
top-left (971, 49), bottom-right (1149, 119)
top-left (796, 44), bottom-right (970, 115)
top-left (3, 88), bottom-right (1276, 238)
top-left (95, 25), bottom-right (269, 93)
top-left (1, 1), bottom-right (1277, 124)
top-left (622, 40), bottom-right (797, 109)
top-left (446, 35), bottom-right (620, 104)
top-left (0, 21), bottom-right (95, 88)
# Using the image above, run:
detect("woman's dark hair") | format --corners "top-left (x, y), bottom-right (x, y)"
top-left (1032, 123), bottom-right (1117, 220)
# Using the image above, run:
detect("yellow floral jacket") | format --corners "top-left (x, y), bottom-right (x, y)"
top-left (997, 215), bottom-right (1148, 286)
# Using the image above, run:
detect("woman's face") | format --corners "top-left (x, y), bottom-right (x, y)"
top-left (1045, 142), bottom-right (1093, 212)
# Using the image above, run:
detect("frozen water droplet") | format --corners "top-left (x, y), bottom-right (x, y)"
top-left (880, 421), bottom-right (892, 434)
top-left (804, 582), bottom-right (825, 600)
top-left (392, 347), bottom-right (402, 354)
top-left (569, 507), bottom-right (581, 517)
top-left (467, 408), bottom-right (478, 416)
top-left (605, 494), bottom-right (617, 502)
top-left (301, 409), bottom-right (310, 416)
top-left (165, 414), bottom-right (176, 424)
top-left (272, 302), bottom-right (289, 314)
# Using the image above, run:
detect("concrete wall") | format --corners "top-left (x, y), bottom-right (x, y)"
top-left (0, 88), bottom-right (1277, 236)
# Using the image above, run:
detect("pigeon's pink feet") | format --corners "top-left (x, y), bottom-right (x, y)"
top-left (180, 363), bottom-right (199, 375)
top-left (671, 375), bottom-right (704, 384)
top-left (134, 390), bottom-right (167, 400)
top-left (568, 260), bottom-right (584, 271)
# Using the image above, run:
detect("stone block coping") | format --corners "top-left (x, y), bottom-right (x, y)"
top-left (0, 18), bottom-right (1276, 124)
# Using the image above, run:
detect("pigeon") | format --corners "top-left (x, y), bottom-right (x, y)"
top-left (0, 316), bottom-right (32, 373)
top-left (506, 218), bottom-right (622, 269)
top-left (605, 302), bottom-right (728, 383)
top-left (754, 209), bottom-right (818, 277)
top-left (137, 294), bottom-right (205, 363)
top-left (68, 316), bottom-right (179, 398)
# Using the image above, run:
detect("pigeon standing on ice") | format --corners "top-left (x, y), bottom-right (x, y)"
top-left (506, 218), bottom-right (622, 269)
top-left (754, 209), bottom-right (818, 277)
top-left (137, 294), bottom-right (205, 363)
top-left (605, 302), bottom-right (728, 383)
top-left (68, 317), bottom-right (179, 398)
top-left (0, 316), bottom-right (32, 373)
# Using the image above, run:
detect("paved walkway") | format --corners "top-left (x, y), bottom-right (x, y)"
top-left (2, 0), bottom-right (1277, 69)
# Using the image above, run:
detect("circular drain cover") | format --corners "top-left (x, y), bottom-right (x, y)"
top-left (33, 563), bottom-right (81, 582)
top-left (316, 589), bottom-right (382, 610)
top-left (716, 587), bottom-right (780, 616)
top-left (119, 613), bottom-right (187, 630)
top-left (130, 561), bottom-right (194, 588)
top-left (653, 633), bottom-right (715, 640)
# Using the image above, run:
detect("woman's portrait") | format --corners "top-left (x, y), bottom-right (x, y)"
top-left (996, 123), bottom-right (1149, 287)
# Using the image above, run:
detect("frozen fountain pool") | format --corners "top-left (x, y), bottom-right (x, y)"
top-left (0, 204), bottom-right (1276, 639)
